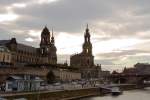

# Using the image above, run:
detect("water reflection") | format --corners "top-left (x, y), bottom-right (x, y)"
top-left (80, 88), bottom-right (150, 100)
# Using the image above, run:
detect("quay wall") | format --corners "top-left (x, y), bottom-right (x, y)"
top-left (5, 88), bottom-right (100, 100)
top-left (4, 84), bottom-right (148, 100)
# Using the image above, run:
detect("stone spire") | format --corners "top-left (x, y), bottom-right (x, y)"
top-left (82, 24), bottom-right (92, 55)
top-left (51, 28), bottom-right (55, 44)
top-left (84, 24), bottom-right (90, 43)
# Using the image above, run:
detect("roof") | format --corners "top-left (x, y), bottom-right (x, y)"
top-left (14, 98), bottom-right (27, 100)
top-left (0, 38), bottom-right (17, 46)
top-left (7, 75), bottom-right (22, 81)
top-left (34, 77), bottom-right (43, 81)
top-left (17, 43), bottom-right (37, 54)
top-left (0, 40), bottom-right (10, 45)
top-left (7, 75), bottom-right (44, 82)
top-left (41, 26), bottom-right (50, 35)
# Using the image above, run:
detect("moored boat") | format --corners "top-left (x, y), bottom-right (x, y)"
top-left (111, 87), bottom-right (122, 96)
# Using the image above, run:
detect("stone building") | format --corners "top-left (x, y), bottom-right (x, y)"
top-left (0, 26), bottom-right (57, 66)
top-left (53, 69), bottom-right (81, 81)
top-left (70, 25), bottom-right (101, 79)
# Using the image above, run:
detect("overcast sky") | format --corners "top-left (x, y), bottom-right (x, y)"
top-left (0, 0), bottom-right (150, 71)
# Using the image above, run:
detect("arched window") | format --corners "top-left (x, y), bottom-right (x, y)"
top-left (42, 49), bottom-right (44, 54)
top-left (47, 48), bottom-right (49, 51)
top-left (86, 38), bottom-right (88, 42)
top-left (86, 49), bottom-right (88, 53)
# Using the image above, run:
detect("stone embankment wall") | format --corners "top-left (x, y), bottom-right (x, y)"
top-left (4, 83), bottom-right (148, 100)
top-left (5, 88), bottom-right (100, 100)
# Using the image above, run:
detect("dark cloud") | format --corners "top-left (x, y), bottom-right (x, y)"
top-left (1, 0), bottom-right (150, 37)
top-left (1, 0), bottom-right (150, 66)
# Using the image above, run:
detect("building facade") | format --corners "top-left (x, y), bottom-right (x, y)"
top-left (0, 46), bottom-right (11, 65)
top-left (53, 69), bottom-right (81, 81)
top-left (5, 75), bottom-right (43, 92)
top-left (0, 26), bottom-right (57, 66)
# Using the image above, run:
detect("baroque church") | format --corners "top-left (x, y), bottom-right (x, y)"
top-left (70, 25), bottom-right (101, 79)
top-left (70, 24), bottom-right (94, 67)
top-left (0, 26), bottom-right (57, 66)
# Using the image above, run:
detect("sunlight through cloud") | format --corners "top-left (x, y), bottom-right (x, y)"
top-left (12, 3), bottom-right (27, 8)
top-left (28, 30), bottom-right (41, 39)
top-left (25, 37), bottom-right (34, 42)
top-left (0, 12), bottom-right (19, 22)
top-left (37, 0), bottom-right (58, 4)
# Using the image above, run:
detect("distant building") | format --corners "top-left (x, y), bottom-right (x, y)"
top-left (0, 46), bottom-right (12, 65)
top-left (134, 63), bottom-right (150, 74)
top-left (70, 25), bottom-right (101, 79)
top-left (54, 69), bottom-right (81, 81)
top-left (0, 26), bottom-right (57, 66)
top-left (99, 70), bottom-right (110, 78)
top-left (122, 67), bottom-right (136, 75)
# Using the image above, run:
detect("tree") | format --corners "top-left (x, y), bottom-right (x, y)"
top-left (46, 70), bottom-right (56, 84)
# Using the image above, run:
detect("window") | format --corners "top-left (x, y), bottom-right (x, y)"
top-left (87, 59), bottom-right (90, 65)
top-left (8, 83), bottom-right (12, 89)
top-left (47, 48), bottom-right (49, 51)
top-left (86, 49), bottom-right (88, 53)
top-left (42, 49), bottom-right (44, 54)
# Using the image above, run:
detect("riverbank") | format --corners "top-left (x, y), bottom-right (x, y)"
top-left (2, 84), bottom-right (148, 100)
top-left (2, 88), bottom-right (100, 100)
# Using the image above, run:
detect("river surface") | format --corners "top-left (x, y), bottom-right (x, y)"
top-left (80, 88), bottom-right (150, 100)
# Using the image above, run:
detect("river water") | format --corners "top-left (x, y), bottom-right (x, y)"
top-left (80, 88), bottom-right (150, 100)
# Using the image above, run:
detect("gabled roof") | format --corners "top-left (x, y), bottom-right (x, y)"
top-left (7, 75), bottom-right (23, 81)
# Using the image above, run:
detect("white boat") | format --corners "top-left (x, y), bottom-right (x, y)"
top-left (111, 87), bottom-right (122, 96)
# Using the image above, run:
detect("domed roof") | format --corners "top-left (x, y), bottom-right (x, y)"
top-left (41, 26), bottom-right (50, 35)
top-left (83, 42), bottom-right (92, 47)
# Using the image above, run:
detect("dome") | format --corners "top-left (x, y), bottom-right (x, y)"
top-left (41, 26), bottom-right (50, 35)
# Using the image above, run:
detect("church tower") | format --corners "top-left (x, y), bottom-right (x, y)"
top-left (82, 24), bottom-right (92, 55)
top-left (70, 24), bottom-right (94, 67)
top-left (40, 26), bottom-right (51, 56)
top-left (49, 29), bottom-right (57, 64)
top-left (40, 26), bottom-right (57, 64)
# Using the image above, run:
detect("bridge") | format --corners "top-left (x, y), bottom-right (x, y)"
top-left (109, 73), bottom-right (150, 86)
